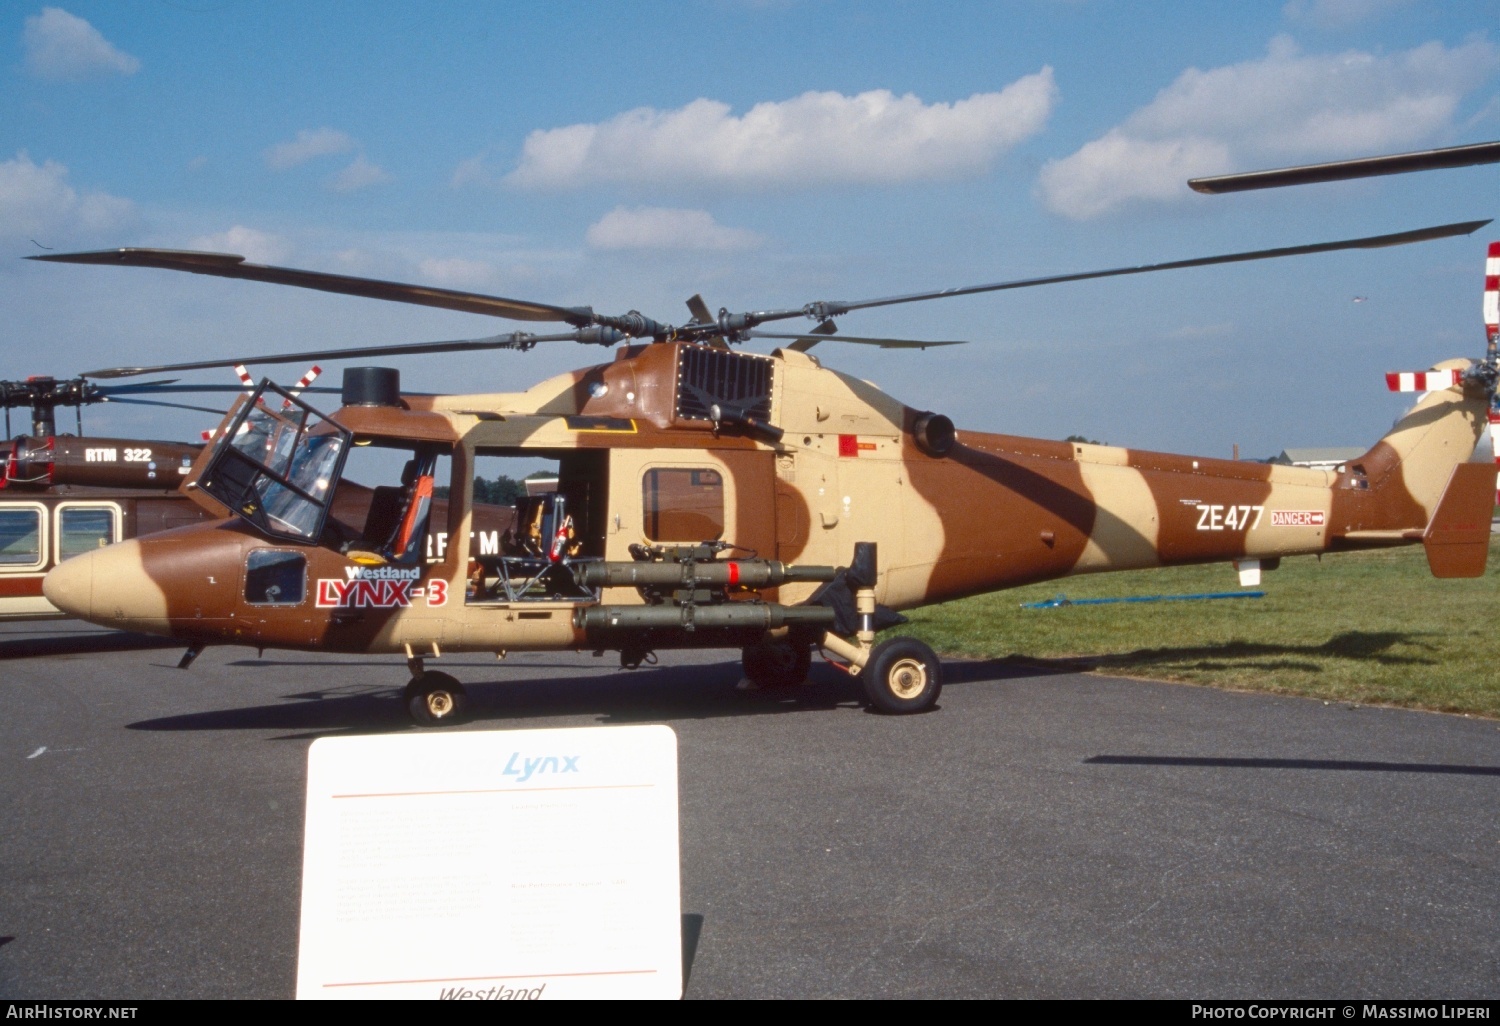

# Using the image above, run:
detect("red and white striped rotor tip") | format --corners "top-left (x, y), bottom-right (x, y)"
top-left (290, 364), bottom-right (322, 396)
top-left (281, 364), bottom-right (323, 410)
top-left (1485, 241), bottom-right (1498, 342)
top-left (1385, 369), bottom-right (1463, 393)
top-left (1489, 409), bottom-right (1500, 506)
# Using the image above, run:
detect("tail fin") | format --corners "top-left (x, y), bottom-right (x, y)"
top-left (1359, 359), bottom-right (1489, 519)
top-left (1421, 461), bottom-right (1496, 577)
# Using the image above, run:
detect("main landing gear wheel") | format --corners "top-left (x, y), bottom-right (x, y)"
top-left (862, 636), bottom-right (941, 714)
top-left (406, 671), bottom-right (469, 727)
top-left (741, 639), bottom-right (813, 688)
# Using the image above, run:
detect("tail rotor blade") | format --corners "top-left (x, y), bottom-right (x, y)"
top-left (1385, 369), bottom-right (1464, 393)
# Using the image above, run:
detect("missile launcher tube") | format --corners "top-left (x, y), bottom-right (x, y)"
top-left (573, 560), bottom-right (839, 590)
top-left (576, 603), bottom-right (836, 632)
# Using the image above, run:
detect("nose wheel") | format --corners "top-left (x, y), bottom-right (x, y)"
top-left (861, 636), bottom-right (942, 714)
top-left (405, 670), bottom-right (469, 727)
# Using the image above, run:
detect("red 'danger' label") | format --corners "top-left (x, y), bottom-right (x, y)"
top-left (1271, 510), bottom-right (1325, 527)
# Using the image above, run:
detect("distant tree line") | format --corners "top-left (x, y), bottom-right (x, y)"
top-left (433, 475), bottom-right (529, 503)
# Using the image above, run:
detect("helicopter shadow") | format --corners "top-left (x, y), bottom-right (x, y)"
top-left (125, 659), bottom-right (884, 739)
top-left (1085, 755), bottom-right (1500, 776)
top-left (123, 646), bottom-right (1102, 739)
top-left (0, 628), bottom-right (179, 660)
top-left (1019, 630), bottom-right (1435, 675)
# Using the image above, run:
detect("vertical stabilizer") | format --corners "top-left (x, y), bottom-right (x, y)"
top-left (1362, 360), bottom-right (1489, 520)
top-left (1421, 462), bottom-right (1496, 577)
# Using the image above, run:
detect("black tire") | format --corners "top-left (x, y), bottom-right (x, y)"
top-left (741, 638), bottom-right (813, 689)
top-left (406, 671), bottom-right (469, 726)
top-left (862, 636), bottom-right (941, 714)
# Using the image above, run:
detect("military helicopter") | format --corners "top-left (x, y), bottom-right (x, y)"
top-left (28, 217), bottom-right (1499, 725)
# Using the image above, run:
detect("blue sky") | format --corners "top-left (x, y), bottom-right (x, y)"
top-left (3, 0), bottom-right (1497, 458)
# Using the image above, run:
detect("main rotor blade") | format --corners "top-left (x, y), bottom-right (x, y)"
top-left (685, 294), bottom-right (714, 323)
top-left (82, 331), bottom-right (587, 380)
top-left (97, 382), bottom-right (341, 396)
top-left (29, 248), bottom-right (596, 326)
top-left (99, 396), bottom-right (229, 416)
top-left (1188, 141), bottom-right (1500, 194)
top-left (748, 330), bottom-right (968, 350)
top-left (760, 219), bottom-right (1491, 324)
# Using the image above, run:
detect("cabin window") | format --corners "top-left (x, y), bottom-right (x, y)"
top-left (0, 508), bottom-right (43, 568)
top-left (245, 549), bottom-right (306, 605)
top-left (58, 506), bottom-right (119, 560)
top-left (642, 467), bottom-right (724, 541)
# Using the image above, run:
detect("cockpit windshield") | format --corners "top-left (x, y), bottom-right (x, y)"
top-left (254, 431), bottom-right (344, 539)
top-left (197, 382), bottom-right (352, 542)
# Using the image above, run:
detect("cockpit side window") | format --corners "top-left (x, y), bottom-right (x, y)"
top-left (245, 549), bottom-right (306, 605)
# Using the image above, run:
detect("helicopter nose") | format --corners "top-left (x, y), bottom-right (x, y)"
top-left (42, 553), bottom-right (92, 619)
top-left (44, 541), bottom-right (170, 629)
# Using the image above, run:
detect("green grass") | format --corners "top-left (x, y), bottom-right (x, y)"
top-left (903, 537), bottom-right (1500, 717)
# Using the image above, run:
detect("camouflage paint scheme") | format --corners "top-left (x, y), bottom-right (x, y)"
top-left (43, 343), bottom-right (1495, 658)
top-left (0, 437), bottom-right (490, 621)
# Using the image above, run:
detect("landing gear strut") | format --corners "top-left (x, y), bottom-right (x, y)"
top-left (812, 542), bottom-right (943, 714)
top-left (405, 670), bottom-right (469, 727)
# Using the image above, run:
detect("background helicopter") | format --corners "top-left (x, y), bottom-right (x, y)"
top-left (28, 215), bottom-right (1498, 725)
top-left (0, 371), bottom-right (238, 619)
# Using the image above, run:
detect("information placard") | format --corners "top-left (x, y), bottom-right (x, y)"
top-left (295, 724), bottom-right (681, 999)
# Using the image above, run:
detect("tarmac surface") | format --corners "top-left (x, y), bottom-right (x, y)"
top-left (1, 620), bottom-right (1497, 1000)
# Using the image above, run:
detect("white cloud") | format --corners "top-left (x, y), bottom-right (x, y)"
top-left (508, 71), bottom-right (1057, 190)
top-left (23, 7), bottom-right (139, 80)
top-left (329, 154), bottom-right (392, 193)
top-left (0, 152), bottom-right (134, 246)
top-left (1039, 37), bottom-right (1498, 219)
top-left (186, 225), bottom-right (290, 264)
top-left (1282, 0), bottom-right (1409, 29)
top-left (585, 207), bottom-right (763, 251)
top-left (263, 128), bottom-right (355, 170)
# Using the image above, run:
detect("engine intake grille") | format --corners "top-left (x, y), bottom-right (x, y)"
top-left (675, 346), bottom-right (774, 422)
